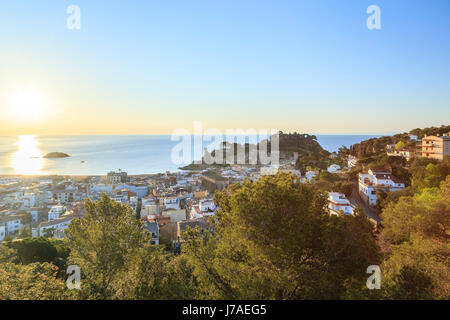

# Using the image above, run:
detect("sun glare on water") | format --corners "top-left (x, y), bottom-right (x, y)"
top-left (12, 135), bottom-right (45, 175)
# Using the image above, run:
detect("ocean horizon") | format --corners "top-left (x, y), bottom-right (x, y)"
top-left (0, 134), bottom-right (382, 176)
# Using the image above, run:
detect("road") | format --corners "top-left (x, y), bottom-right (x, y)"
top-left (349, 186), bottom-right (381, 224)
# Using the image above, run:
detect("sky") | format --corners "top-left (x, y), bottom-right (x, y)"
top-left (0, 0), bottom-right (449, 135)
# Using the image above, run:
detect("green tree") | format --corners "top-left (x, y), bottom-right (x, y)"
top-left (182, 173), bottom-right (380, 299)
top-left (395, 141), bottom-right (407, 150)
top-left (20, 211), bottom-right (33, 225)
top-left (159, 222), bottom-right (177, 252)
top-left (17, 226), bottom-right (32, 239)
top-left (42, 228), bottom-right (55, 238)
top-left (383, 266), bottom-right (434, 299)
top-left (65, 193), bottom-right (156, 299)
top-left (338, 145), bottom-right (350, 158)
top-left (380, 176), bottom-right (450, 299)
top-left (6, 237), bottom-right (68, 269)
top-left (2, 234), bottom-right (14, 242)
top-left (112, 244), bottom-right (198, 300)
top-left (0, 245), bottom-right (17, 263)
top-left (0, 262), bottom-right (69, 299)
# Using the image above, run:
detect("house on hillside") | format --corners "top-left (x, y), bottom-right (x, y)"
top-left (421, 132), bottom-right (450, 161)
top-left (328, 192), bottom-right (354, 216)
top-left (189, 199), bottom-right (216, 219)
top-left (386, 148), bottom-right (412, 160)
top-left (327, 164), bottom-right (341, 173)
top-left (39, 211), bottom-right (84, 238)
top-left (145, 221), bottom-right (159, 245)
top-left (348, 156), bottom-right (357, 168)
top-left (358, 169), bottom-right (405, 206)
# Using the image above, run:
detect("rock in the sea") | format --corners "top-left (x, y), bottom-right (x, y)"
top-left (43, 152), bottom-right (70, 158)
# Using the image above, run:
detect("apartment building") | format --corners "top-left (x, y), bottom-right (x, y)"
top-left (421, 132), bottom-right (450, 161)
top-left (358, 169), bottom-right (405, 206)
top-left (21, 192), bottom-right (37, 208)
top-left (0, 215), bottom-right (24, 236)
top-left (52, 189), bottom-right (75, 203)
top-left (107, 170), bottom-right (128, 184)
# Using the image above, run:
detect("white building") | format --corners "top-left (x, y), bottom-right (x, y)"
top-left (260, 165), bottom-right (279, 176)
top-left (0, 225), bottom-right (5, 241)
top-left (190, 199), bottom-right (216, 219)
top-left (328, 192), bottom-right (354, 216)
top-left (0, 215), bottom-right (23, 235)
top-left (113, 184), bottom-right (148, 199)
top-left (48, 205), bottom-right (65, 221)
top-left (89, 184), bottom-right (113, 195)
top-left (40, 217), bottom-right (73, 238)
top-left (52, 189), bottom-right (75, 203)
top-left (141, 196), bottom-right (160, 219)
top-left (348, 156), bottom-right (357, 168)
top-left (39, 212), bottom-right (83, 238)
top-left (129, 196), bottom-right (138, 212)
top-left (327, 164), bottom-right (341, 173)
top-left (163, 197), bottom-right (180, 210)
top-left (300, 170), bottom-right (318, 183)
top-left (21, 193), bottom-right (36, 208)
top-left (387, 149), bottom-right (411, 160)
top-left (358, 169), bottom-right (405, 206)
top-left (111, 194), bottom-right (128, 204)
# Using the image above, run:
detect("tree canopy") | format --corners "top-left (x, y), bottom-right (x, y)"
top-left (380, 176), bottom-right (450, 299)
top-left (182, 173), bottom-right (380, 299)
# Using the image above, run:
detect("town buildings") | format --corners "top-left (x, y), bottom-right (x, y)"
top-left (2, 148), bottom-right (400, 246)
top-left (347, 156), bottom-right (357, 168)
top-left (145, 221), bottom-right (159, 245)
top-left (189, 199), bottom-right (216, 219)
top-left (358, 169), bottom-right (405, 206)
top-left (200, 172), bottom-right (230, 192)
top-left (328, 192), bottom-right (354, 216)
top-left (39, 211), bottom-right (85, 238)
top-left (386, 148), bottom-right (412, 160)
top-left (107, 170), bottom-right (128, 184)
top-left (0, 214), bottom-right (24, 237)
top-left (48, 205), bottom-right (65, 221)
top-left (421, 132), bottom-right (450, 161)
top-left (176, 217), bottom-right (211, 241)
top-left (327, 164), bottom-right (341, 173)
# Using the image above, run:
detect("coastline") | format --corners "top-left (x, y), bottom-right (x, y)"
top-left (0, 134), bottom-right (382, 176)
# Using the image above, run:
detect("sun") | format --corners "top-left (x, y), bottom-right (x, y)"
top-left (4, 87), bottom-right (50, 121)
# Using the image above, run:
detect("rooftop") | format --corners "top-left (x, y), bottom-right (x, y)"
top-left (328, 192), bottom-right (351, 205)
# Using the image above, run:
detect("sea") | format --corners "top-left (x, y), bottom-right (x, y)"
top-left (0, 134), bottom-right (381, 176)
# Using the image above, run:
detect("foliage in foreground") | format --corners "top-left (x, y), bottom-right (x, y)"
top-left (0, 172), bottom-right (448, 300)
top-left (182, 173), bottom-right (380, 299)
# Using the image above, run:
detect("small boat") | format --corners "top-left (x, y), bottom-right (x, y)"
top-left (81, 161), bottom-right (85, 163)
